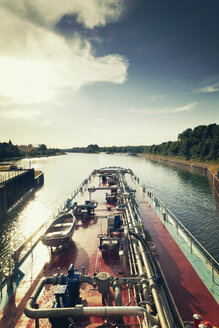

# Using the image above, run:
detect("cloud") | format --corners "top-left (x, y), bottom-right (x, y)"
top-left (57, 102), bottom-right (67, 107)
top-left (197, 83), bottom-right (219, 93)
top-left (1, 0), bottom-right (126, 29)
top-left (0, 2), bottom-right (128, 105)
top-left (0, 95), bottom-right (15, 106)
top-left (37, 120), bottom-right (51, 127)
top-left (64, 0), bottom-right (126, 29)
top-left (151, 94), bottom-right (170, 101)
top-left (96, 118), bottom-right (108, 122)
top-left (130, 102), bottom-right (197, 115)
top-left (0, 109), bottom-right (41, 120)
top-left (0, 108), bottom-right (51, 126)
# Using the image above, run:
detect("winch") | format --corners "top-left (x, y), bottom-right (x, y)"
top-left (98, 214), bottom-right (123, 254)
top-left (107, 214), bottom-right (123, 233)
top-left (53, 264), bottom-right (81, 308)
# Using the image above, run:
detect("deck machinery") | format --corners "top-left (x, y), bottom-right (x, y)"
top-left (24, 167), bottom-right (186, 328)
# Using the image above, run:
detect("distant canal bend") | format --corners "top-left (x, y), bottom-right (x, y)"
top-left (0, 153), bottom-right (218, 266)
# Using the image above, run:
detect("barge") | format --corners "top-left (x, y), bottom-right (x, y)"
top-left (0, 167), bottom-right (218, 328)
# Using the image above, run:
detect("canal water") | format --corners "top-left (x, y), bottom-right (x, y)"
top-left (0, 153), bottom-right (219, 266)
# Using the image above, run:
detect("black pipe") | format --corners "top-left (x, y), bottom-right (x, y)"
top-left (129, 231), bottom-right (183, 327)
top-left (129, 231), bottom-right (160, 278)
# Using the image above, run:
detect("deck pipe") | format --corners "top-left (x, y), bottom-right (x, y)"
top-left (128, 176), bottom-right (184, 328)
top-left (113, 280), bottom-right (122, 306)
top-left (127, 204), bottom-right (175, 328)
top-left (124, 206), bottom-right (157, 325)
top-left (125, 230), bottom-right (146, 328)
top-left (119, 176), bottom-right (153, 322)
top-left (24, 277), bottom-right (159, 327)
top-left (25, 304), bottom-right (147, 319)
top-left (127, 185), bottom-right (184, 327)
top-left (120, 180), bottom-right (176, 328)
top-left (121, 209), bottom-right (158, 325)
top-left (24, 276), bottom-right (148, 320)
top-left (119, 177), bottom-right (156, 328)
top-left (129, 230), bottom-right (184, 328)
top-left (24, 275), bottom-right (158, 327)
top-left (24, 278), bottom-right (146, 319)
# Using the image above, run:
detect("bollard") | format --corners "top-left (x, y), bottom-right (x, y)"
top-left (163, 210), bottom-right (167, 221)
top-left (193, 314), bottom-right (201, 328)
top-left (7, 273), bottom-right (14, 292)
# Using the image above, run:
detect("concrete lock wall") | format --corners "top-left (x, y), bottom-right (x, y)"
top-left (34, 172), bottom-right (44, 187)
top-left (6, 169), bottom-right (35, 208)
top-left (0, 184), bottom-right (7, 217)
top-left (0, 169), bottom-right (37, 219)
top-left (140, 154), bottom-right (219, 198)
top-left (207, 169), bottom-right (219, 198)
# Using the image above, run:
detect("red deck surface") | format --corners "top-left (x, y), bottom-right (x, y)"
top-left (137, 198), bottom-right (219, 326)
top-left (0, 195), bottom-right (137, 328)
top-left (1, 175), bottom-right (218, 328)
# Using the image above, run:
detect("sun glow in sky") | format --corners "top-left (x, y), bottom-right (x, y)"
top-left (0, 0), bottom-right (218, 147)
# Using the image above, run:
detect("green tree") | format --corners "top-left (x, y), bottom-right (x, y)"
top-left (86, 144), bottom-right (100, 153)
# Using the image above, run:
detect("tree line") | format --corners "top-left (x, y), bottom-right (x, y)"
top-left (68, 124), bottom-right (219, 162)
top-left (1, 124), bottom-right (218, 162)
top-left (28, 144), bottom-right (65, 157)
top-left (0, 142), bottom-right (64, 161)
top-left (144, 123), bottom-right (218, 161)
top-left (0, 141), bottom-right (22, 160)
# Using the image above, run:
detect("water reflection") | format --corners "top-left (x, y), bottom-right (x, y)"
top-left (0, 153), bottom-right (218, 263)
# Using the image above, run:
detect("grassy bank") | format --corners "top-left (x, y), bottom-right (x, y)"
top-left (138, 153), bottom-right (219, 176)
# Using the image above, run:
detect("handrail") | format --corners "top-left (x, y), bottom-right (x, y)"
top-left (168, 207), bottom-right (218, 266)
top-left (0, 173), bottom-right (92, 293)
top-left (155, 196), bottom-right (219, 273)
top-left (134, 175), bottom-right (219, 282)
top-left (0, 168), bottom-right (27, 184)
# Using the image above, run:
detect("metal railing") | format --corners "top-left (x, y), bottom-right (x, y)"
top-left (133, 174), bottom-right (219, 283)
top-left (0, 172), bottom-right (93, 297)
top-left (0, 169), bottom-right (26, 184)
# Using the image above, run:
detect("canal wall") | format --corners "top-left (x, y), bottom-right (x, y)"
top-left (0, 169), bottom-right (44, 219)
top-left (0, 184), bottom-right (7, 217)
top-left (34, 171), bottom-right (44, 187)
top-left (138, 154), bottom-right (219, 198)
top-left (207, 169), bottom-right (219, 198)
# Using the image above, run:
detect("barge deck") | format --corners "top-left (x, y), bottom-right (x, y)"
top-left (0, 167), bottom-right (218, 328)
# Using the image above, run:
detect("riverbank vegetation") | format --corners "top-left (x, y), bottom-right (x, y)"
top-left (0, 140), bottom-right (22, 160)
top-left (143, 124), bottom-right (218, 162)
top-left (68, 124), bottom-right (219, 163)
top-left (0, 142), bottom-right (65, 161)
top-left (1, 123), bottom-right (218, 168)
top-left (27, 144), bottom-right (65, 157)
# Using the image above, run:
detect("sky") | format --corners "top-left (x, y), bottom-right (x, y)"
top-left (0, 0), bottom-right (219, 148)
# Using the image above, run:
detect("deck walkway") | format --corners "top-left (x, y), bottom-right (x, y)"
top-left (134, 187), bottom-right (219, 325)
